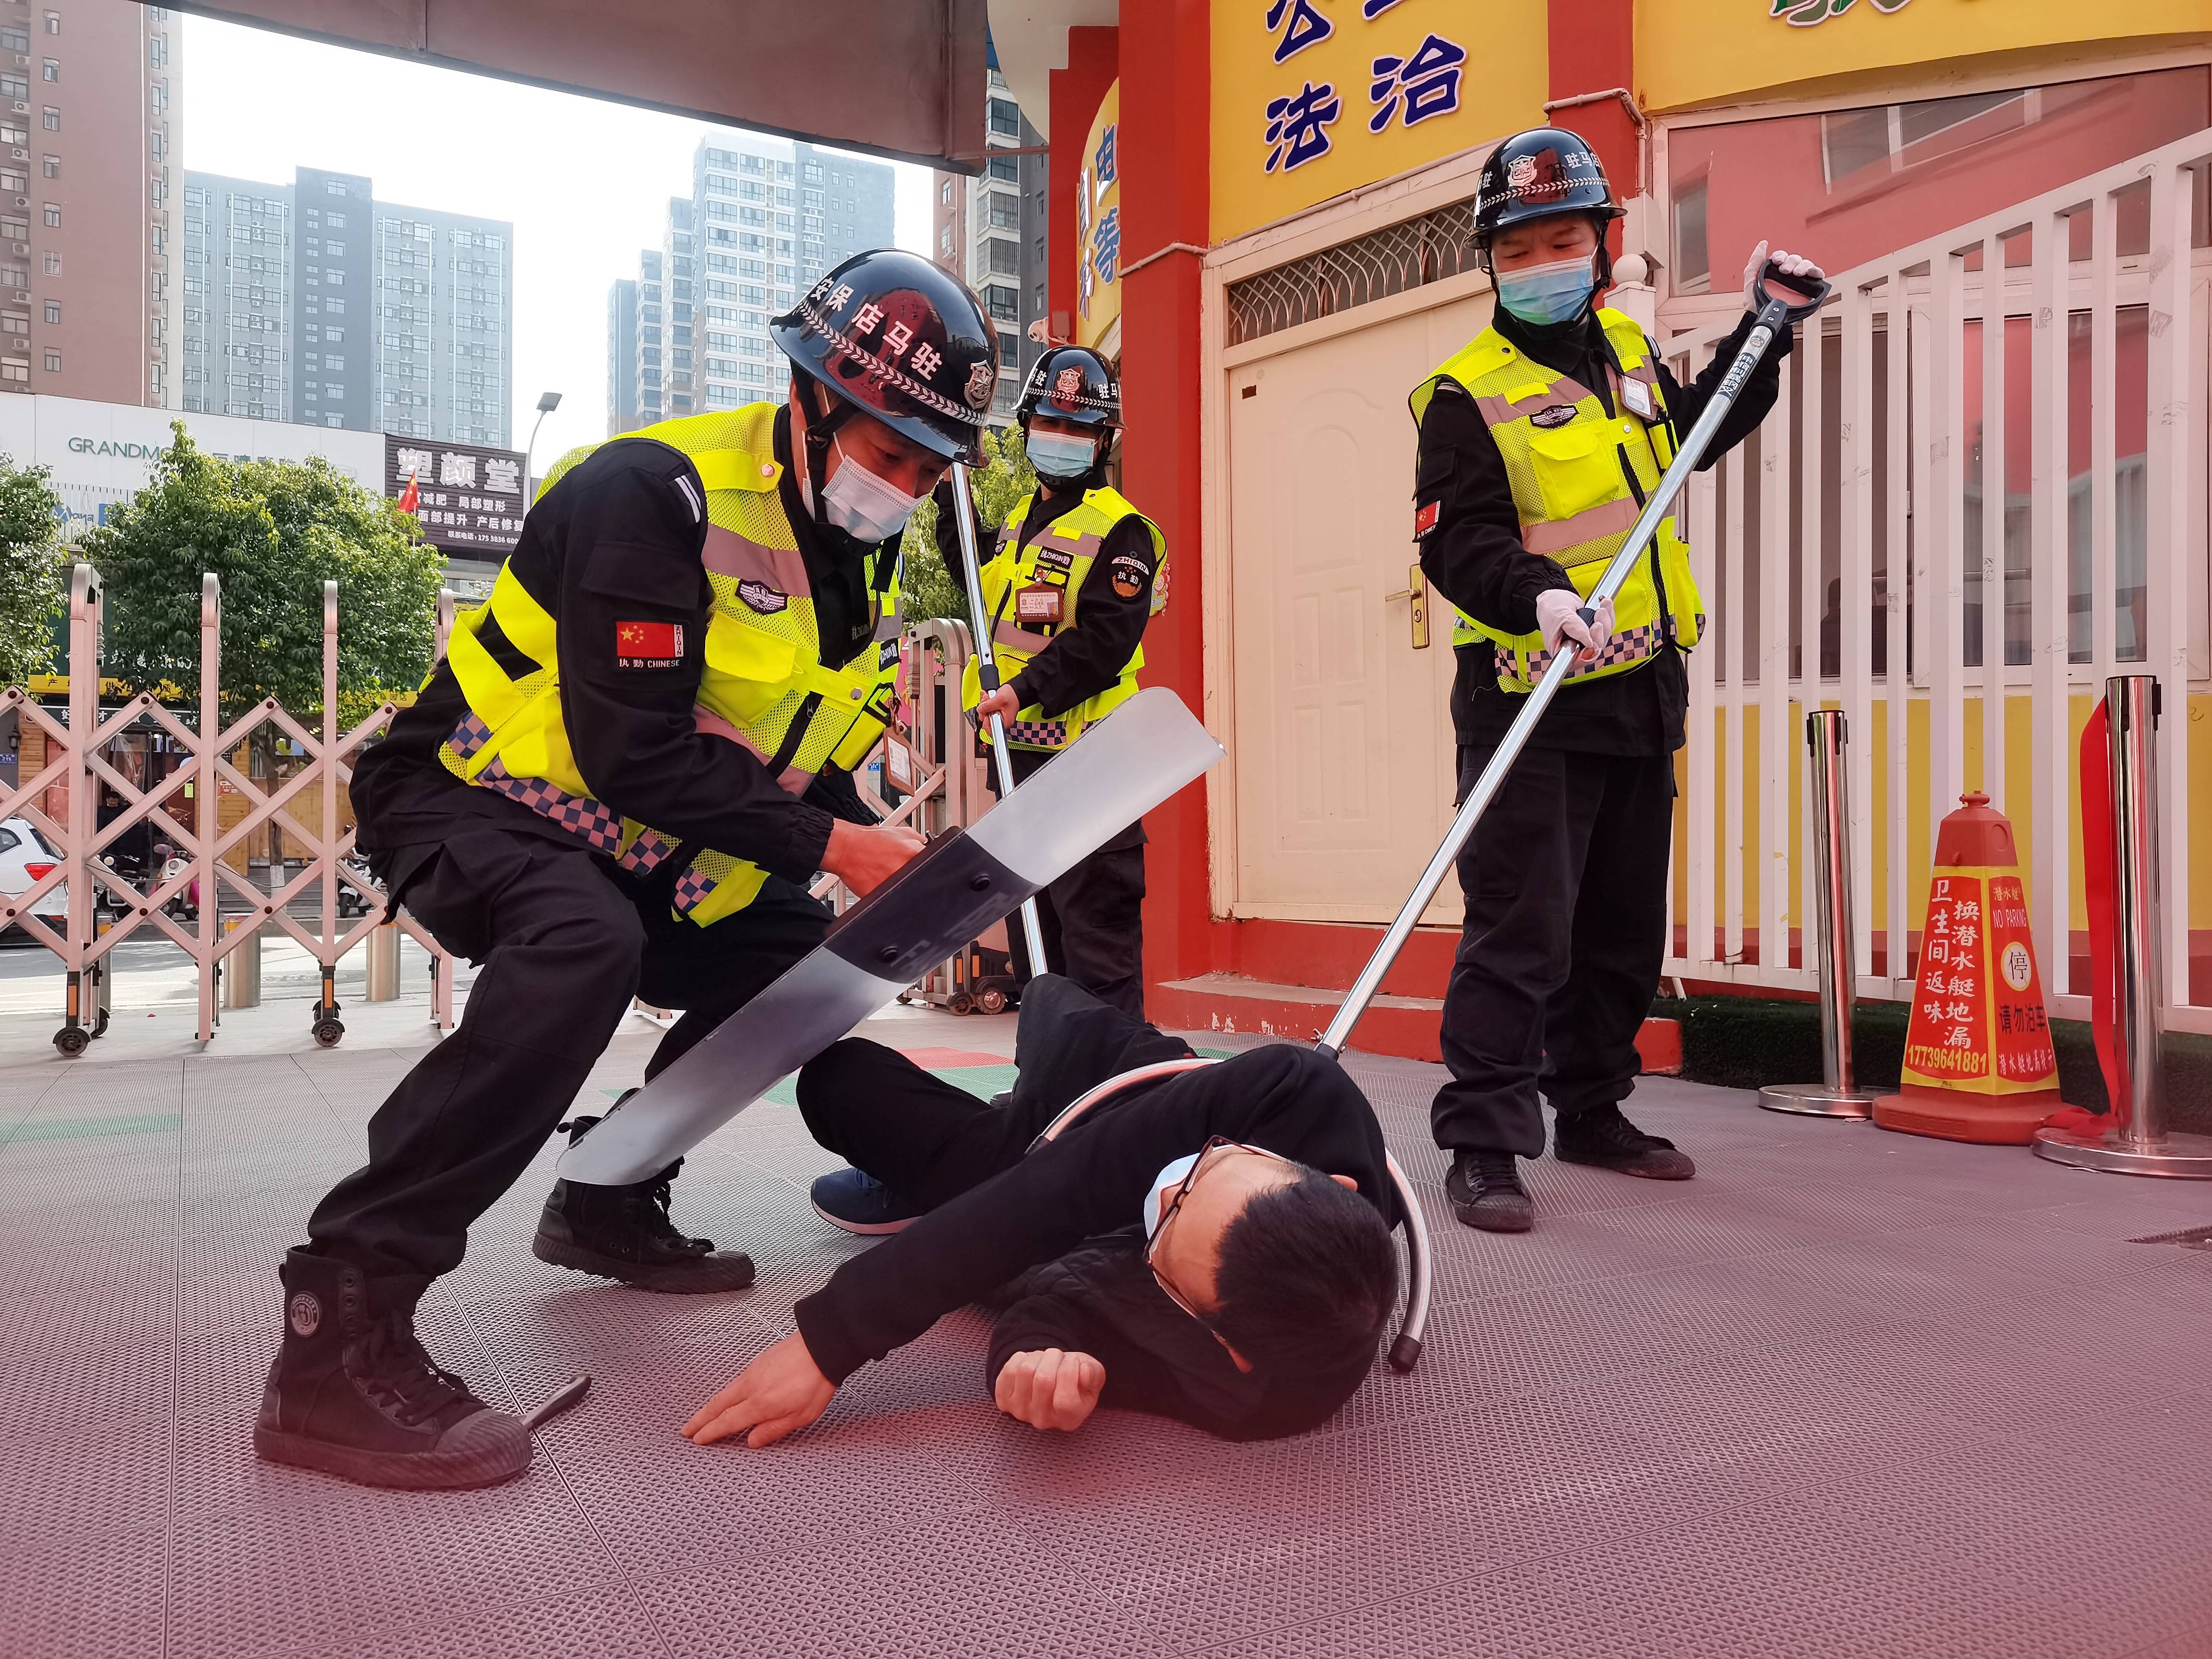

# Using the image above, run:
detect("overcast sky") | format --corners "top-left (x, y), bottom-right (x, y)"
top-left (180, 13), bottom-right (936, 465)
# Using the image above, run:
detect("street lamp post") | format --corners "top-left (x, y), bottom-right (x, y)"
top-left (524, 390), bottom-right (563, 497)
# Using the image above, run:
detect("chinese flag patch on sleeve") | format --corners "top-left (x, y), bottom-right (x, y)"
top-left (615, 620), bottom-right (684, 669)
top-left (1414, 500), bottom-right (1441, 539)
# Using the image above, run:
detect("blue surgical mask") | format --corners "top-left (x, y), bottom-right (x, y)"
top-left (819, 435), bottom-right (922, 543)
top-left (1495, 254), bottom-right (1597, 327)
top-left (1026, 429), bottom-right (1096, 480)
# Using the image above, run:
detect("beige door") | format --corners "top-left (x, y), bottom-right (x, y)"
top-left (1223, 280), bottom-right (1492, 925)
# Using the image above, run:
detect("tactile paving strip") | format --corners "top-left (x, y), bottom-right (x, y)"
top-left (2, 1030), bottom-right (2210, 1659)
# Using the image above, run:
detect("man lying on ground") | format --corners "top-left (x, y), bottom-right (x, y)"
top-left (681, 974), bottom-right (1401, 1445)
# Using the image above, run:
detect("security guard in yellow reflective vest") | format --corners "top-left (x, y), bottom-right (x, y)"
top-left (1413, 129), bottom-right (1823, 1234)
top-left (256, 251), bottom-right (1002, 1491)
top-left (931, 345), bottom-right (1165, 1018)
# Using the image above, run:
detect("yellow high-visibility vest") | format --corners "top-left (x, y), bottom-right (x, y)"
top-left (958, 484), bottom-right (1166, 751)
top-left (437, 403), bottom-right (900, 926)
top-left (1411, 307), bottom-right (1705, 692)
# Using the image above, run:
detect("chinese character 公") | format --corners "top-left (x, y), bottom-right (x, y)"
top-left (1265, 81), bottom-right (1342, 174)
top-left (1369, 33), bottom-right (1467, 133)
top-left (1092, 206), bottom-right (1122, 286)
top-left (484, 458), bottom-right (520, 495)
top-left (438, 452), bottom-right (477, 488)
top-left (1265, 0), bottom-right (1332, 64)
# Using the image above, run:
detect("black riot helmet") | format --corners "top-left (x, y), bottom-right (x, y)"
top-left (1470, 127), bottom-right (1624, 254)
top-left (1015, 345), bottom-right (1122, 432)
top-left (771, 249), bottom-right (1001, 468)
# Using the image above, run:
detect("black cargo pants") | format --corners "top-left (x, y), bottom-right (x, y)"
top-left (305, 826), bottom-right (827, 1287)
top-left (1430, 743), bottom-right (1675, 1158)
top-left (993, 744), bottom-right (1147, 1021)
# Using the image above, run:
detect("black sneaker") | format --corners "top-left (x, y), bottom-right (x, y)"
top-left (1445, 1150), bottom-right (1535, 1233)
top-left (254, 1249), bottom-right (531, 1490)
top-left (533, 1114), bottom-right (757, 1293)
top-left (809, 1168), bottom-right (922, 1235)
top-left (1554, 1104), bottom-right (1696, 1179)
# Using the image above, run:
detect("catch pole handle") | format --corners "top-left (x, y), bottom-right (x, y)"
top-left (1754, 258), bottom-right (1831, 330)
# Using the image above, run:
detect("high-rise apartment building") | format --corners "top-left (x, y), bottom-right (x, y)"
top-left (605, 276), bottom-right (637, 433)
top-left (931, 70), bottom-right (1047, 423)
top-left (1, 2), bottom-right (180, 408)
top-left (179, 166), bottom-right (512, 445)
top-left (608, 133), bottom-right (892, 433)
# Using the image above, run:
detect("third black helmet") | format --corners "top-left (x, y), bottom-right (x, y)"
top-left (1471, 127), bottom-right (1623, 251)
top-left (1015, 345), bottom-right (1121, 431)
top-left (772, 249), bottom-right (1000, 466)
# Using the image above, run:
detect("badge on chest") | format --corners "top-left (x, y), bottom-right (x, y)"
top-left (1015, 583), bottom-right (1064, 627)
top-left (1620, 376), bottom-right (1657, 421)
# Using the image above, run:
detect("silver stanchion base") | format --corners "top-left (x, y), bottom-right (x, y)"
top-left (1758, 1083), bottom-right (1877, 1119)
top-left (2030, 1125), bottom-right (2212, 1178)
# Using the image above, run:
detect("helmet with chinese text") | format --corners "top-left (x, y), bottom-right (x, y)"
top-left (1015, 345), bottom-right (1120, 432)
top-left (770, 249), bottom-right (999, 466)
top-left (1470, 127), bottom-right (1623, 251)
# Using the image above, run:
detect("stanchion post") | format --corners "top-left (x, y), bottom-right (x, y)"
top-left (2033, 675), bottom-right (2212, 1176)
top-left (1759, 708), bottom-right (1876, 1118)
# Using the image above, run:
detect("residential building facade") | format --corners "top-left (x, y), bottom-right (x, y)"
top-left (608, 133), bottom-right (893, 433)
top-left (931, 69), bottom-right (1047, 423)
top-left (5, 1), bottom-right (180, 408)
top-left (605, 276), bottom-right (637, 433)
top-left (179, 166), bottom-right (512, 445)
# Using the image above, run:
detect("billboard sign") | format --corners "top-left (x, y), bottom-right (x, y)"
top-left (385, 434), bottom-right (528, 560)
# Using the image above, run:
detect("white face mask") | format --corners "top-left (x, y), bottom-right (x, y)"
top-left (1142, 1153), bottom-right (1202, 1240)
top-left (818, 434), bottom-right (922, 543)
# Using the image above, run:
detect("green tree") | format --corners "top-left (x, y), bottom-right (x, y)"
top-left (0, 455), bottom-right (65, 687)
top-left (898, 422), bottom-right (1039, 624)
top-left (86, 423), bottom-right (442, 721)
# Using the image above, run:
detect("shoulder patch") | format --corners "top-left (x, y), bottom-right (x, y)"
top-left (736, 578), bottom-right (788, 615)
top-left (1414, 500), bottom-right (1440, 539)
top-left (1529, 404), bottom-right (1580, 430)
top-left (1109, 552), bottom-right (1150, 600)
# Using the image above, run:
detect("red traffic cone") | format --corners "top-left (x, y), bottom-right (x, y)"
top-left (1873, 793), bottom-right (2075, 1144)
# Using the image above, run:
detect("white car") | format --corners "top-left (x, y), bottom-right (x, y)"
top-left (0, 814), bottom-right (68, 944)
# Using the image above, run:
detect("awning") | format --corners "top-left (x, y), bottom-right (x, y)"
top-left (162, 0), bottom-right (992, 171)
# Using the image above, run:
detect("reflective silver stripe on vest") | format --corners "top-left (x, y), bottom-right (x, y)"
top-left (701, 523), bottom-right (809, 596)
top-left (1522, 497), bottom-right (1641, 557)
top-left (693, 703), bottom-right (814, 795)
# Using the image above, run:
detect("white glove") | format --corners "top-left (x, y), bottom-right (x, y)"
top-left (1536, 589), bottom-right (1612, 664)
top-left (1743, 240), bottom-right (1825, 309)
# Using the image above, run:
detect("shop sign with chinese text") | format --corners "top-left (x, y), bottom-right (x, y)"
top-left (1076, 80), bottom-right (1122, 351)
top-left (386, 434), bottom-right (529, 560)
top-left (1210, 0), bottom-right (1547, 244)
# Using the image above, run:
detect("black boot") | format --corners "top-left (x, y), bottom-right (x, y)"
top-left (254, 1249), bottom-right (531, 1490)
top-left (1445, 1150), bottom-right (1535, 1233)
top-left (533, 1113), bottom-right (756, 1294)
top-left (1554, 1103), bottom-right (1696, 1179)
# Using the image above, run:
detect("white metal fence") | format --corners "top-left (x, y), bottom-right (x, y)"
top-left (1664, 128), bottom-right (2211, 1032)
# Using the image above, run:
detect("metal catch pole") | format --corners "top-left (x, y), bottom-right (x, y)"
top-left (2034, 675), bottom-right (2212, 1177)
top-left (1316, 262), bottom-right (1834, 1060)
top-left (947, 461), bottom-right (1049, 974)
top-left (1759, 709), bottom-right (1875, 1118)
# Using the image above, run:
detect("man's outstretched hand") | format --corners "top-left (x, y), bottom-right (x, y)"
top-left (683, 1331), bottom-right (837, 1448)
top-left (993, 1348), bottom-right (1106, 1433)
top-left (822, 820), bottom-right (925, 897)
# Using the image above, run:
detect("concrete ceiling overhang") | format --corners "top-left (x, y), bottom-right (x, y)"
top-left (986, 0), bottom-right (1118, 136)
top-left (156, 0), bottom-right (993, 170)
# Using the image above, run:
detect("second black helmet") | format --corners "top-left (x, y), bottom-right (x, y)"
top-left (1471, 127), bottom-right (1623, 251)
top-left (1015, 345), bottom-right (1121, 431)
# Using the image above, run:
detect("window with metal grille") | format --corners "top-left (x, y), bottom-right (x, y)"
top-left (1223, 197), bottom-right (1480, 347)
